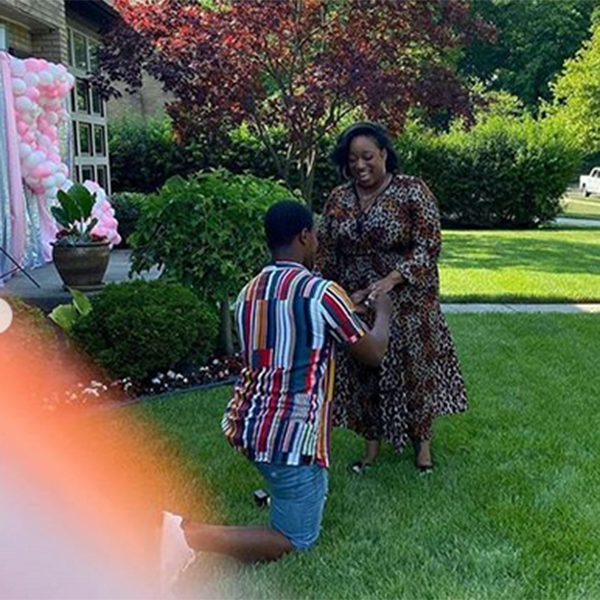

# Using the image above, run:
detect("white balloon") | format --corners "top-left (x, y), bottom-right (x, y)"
top-left (54, 173), bottom-right (67, 187)
top-left (23, 72), bottom-right (39, 87)
top-left (42, 176), bottom-right (57, 189)
top-left (46, 112), bottom-right (59, 125)
top-left (10, 60), bottom-right (26, 77)
top-left (25, 151), bottom-right (45, 168)
top-left (19, 143), bottom-right (33, 159)
top-left (15, 96), bottom-right (34, 113)
top-left (38, 70), bottom-right (54, 86)
top-left (11, 78), bottom-right (27, 96)
top-left (38, 135), bottom-right (52, 148)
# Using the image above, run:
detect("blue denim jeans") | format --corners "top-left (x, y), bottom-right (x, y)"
top-left (254, 462), bottom-right (328, 550)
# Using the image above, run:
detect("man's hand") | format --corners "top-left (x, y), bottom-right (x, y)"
top-left (351, 288), bottom-right (370, 315)
top-left (351, 288), bottom-right (370, 305)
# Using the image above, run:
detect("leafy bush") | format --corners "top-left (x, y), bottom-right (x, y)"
top-left (109, 117), bottom-right (190, 193)
top-left (397, 117), bottom-right (581, 227)
top-left (129, 170), bottom-right (297, 305)
top-left (71, 281), bottom-right (219, 382)
top-left (110, 192), bottom-right (146, 247)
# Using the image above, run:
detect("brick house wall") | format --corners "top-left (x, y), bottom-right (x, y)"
top-left (0, 0), bottom-right (67, 63)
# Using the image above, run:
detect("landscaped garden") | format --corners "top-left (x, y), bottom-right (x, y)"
top-left (103, 313), bottom-right (600, 600)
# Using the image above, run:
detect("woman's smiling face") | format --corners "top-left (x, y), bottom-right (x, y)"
top-left (347, 135), bottom-right (388, 191)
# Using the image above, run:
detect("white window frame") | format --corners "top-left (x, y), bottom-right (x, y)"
top-left (67, 26), bottom-right (111, 194)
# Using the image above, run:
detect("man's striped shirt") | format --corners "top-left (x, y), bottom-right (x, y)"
top-left (222, 261), bottom-right (366, 467)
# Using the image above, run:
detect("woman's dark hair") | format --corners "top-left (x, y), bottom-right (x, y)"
top-left (330, 121), bottom-right (399, 179)
top-left (264, 200), bottom-right (313, 250)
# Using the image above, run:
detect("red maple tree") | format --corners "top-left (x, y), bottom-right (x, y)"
top-left (99, 0), bottom-right (492, 203)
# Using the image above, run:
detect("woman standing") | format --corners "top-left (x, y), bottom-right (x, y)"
top-left (316, 122), bottom-right (468, 473)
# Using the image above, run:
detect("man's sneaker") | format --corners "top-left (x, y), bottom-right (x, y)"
top-left (159, 511), bottom-right (196, 598)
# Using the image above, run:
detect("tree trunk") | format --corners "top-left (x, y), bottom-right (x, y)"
top-left (219, 298), bottom-right (234, 356)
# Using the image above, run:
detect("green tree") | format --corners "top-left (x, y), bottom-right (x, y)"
top-left (548, 24), bottom-right (600, 153)
top-left (462, 0), bottom-right (598, 109)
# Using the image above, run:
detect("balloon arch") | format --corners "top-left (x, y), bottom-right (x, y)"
top-left (0, 51), bottom-right (119, 283)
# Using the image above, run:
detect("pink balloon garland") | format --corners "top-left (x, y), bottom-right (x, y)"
top-left (9, 56), bottom-right (121, 247)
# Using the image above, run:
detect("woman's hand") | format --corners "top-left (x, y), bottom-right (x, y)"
top-left (368, 271), bottom-right (402, 296)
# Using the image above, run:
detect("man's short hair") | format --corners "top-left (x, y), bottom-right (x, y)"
top-left (264, 200), bottom-right (313, 250)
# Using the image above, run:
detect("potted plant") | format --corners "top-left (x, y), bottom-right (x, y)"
top-left (51, 183), bottom-right (110, 290)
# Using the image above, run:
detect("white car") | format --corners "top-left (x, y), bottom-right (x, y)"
top-left (579, 167), bottom-right (600, 197)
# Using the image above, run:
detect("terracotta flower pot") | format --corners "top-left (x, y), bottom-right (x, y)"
top-left (52, 241), bottom-right (111, 291)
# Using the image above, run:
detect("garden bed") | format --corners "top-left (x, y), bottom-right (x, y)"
top-left (42, 353), bottom-right (243, 412)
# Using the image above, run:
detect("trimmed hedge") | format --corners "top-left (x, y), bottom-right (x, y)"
top-left (108, 117), bottom-right (337, 209)
top-left (72, 281), bottom-right (219, 382)
top-left (129, 170), bottom-right (297, 306)
top-left (397, 117), bottom-right (581, 227)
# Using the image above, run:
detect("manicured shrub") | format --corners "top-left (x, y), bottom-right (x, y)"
top-left (129, 169), bottom-right (297, 305)
top-left (71, 281), bottom-right (218, 382)
top-left (397, 117), bottom-right (581, 227)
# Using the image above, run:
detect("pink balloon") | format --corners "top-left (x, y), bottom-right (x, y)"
top-left (16, 120), bottom-right (29, 135)
top-left (25, 87), bottom-right (41, 101)
top-left (24, 58), bottom-right (46, 73)
top-left (47, 152), bottom-right (61, 163)
top-left (31, 164), bottom-right (52, 179)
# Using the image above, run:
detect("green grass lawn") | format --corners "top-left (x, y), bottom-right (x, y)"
top-left (119, 314), bottom-right (600, 600)
top-left (439, 229), bottom-right (600, 302)
top-left (561, 194), bottom-right (600, 221)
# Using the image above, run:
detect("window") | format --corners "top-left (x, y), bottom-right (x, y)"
top-left (94, 125), bottom-right (106, 156)
top-left (73, 31), bottom-right (88, 71)
top-left (81, 165), bottom-right (95, 182)
top-left (76, 79), bottom-right (90, 114)
top-left (78, 123), bottom-right (92, 155)
top-left (67, 26), bottom-right (110, 193)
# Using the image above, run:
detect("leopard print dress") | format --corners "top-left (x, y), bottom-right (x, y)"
top-left (316, 174), bottom-right (468, 451)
